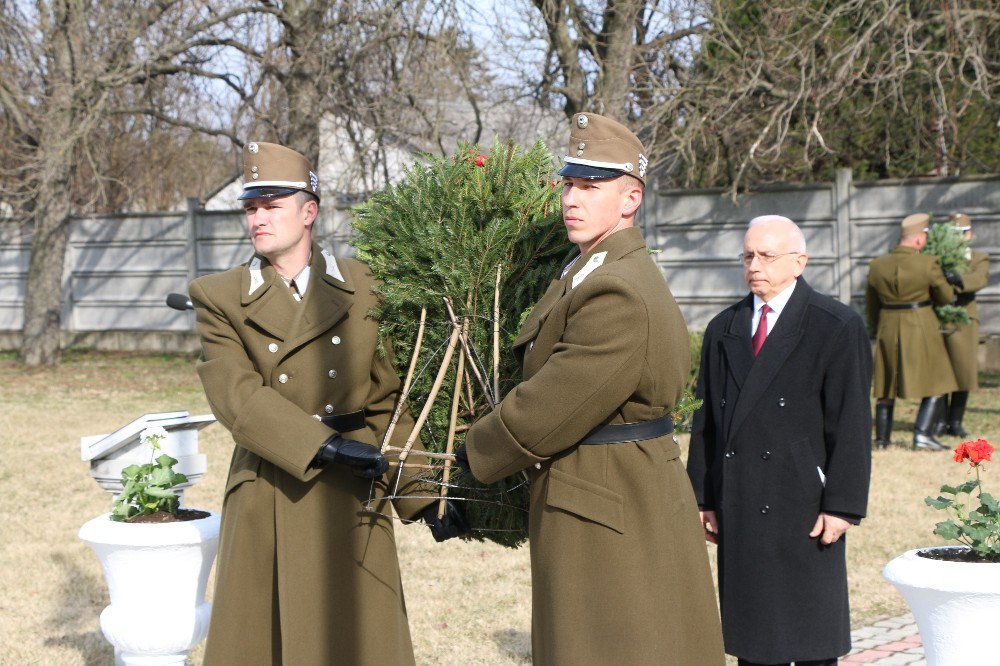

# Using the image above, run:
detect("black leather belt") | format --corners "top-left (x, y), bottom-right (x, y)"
top-left (579, 413), bottom-right (674, 445)
top-left (956, 293), bottom-right (975, 306)
top-left (881, 300), bottom-right (932, 310)
top-left (319, 409), bottom-right (366, 432)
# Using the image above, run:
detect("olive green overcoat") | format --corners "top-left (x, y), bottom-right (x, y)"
top-left (944, 250), bottom-right (990, 390)
top-left (466, 227), bottom-right (725, 666)
top-left (190, 244), bottom-right (432, 666)
top-left (866, 245), bottom-right (957, 399)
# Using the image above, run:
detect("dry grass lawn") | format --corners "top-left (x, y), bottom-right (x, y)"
top-left (1, 351), bottom-right (997, 664)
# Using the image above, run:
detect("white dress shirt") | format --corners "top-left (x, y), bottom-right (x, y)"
top-left (751, 280), bottom-right (797, 340)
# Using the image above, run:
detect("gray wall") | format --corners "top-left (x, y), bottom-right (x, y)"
top-left (646, 170), bottom-right (1000, 332)
top-left (1, 172), bottom-right (997, 352)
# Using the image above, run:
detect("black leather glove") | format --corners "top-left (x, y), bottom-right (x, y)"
top-left (313, 435), bottom-right (389, 479)
top-left (944, 270), bottom-right (964, 290)
top-left (453, 445), bottom-right (471, 473)
top-left (419, 500), bottom-right (470, 542)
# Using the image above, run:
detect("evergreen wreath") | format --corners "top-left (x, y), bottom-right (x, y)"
top-left (352, 139), bottom-right (570, 547)
top-left (923, 221), bottom-right (971, 326)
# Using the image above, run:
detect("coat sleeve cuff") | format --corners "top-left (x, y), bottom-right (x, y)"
top-left (466, 405), bottom-right (545, 484)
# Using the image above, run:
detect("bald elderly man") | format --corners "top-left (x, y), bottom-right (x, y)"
top-left (687, 216), bottom-right (873, 665)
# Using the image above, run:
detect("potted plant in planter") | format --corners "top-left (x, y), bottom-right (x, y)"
top-left (883, 438), bottom-right (1000, 665)
top-left (79, 426), bottom-right (221, 666)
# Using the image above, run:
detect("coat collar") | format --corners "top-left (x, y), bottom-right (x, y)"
top-left (561, 226), bottom-right (646, 287)
top-left (240, 242), bottom-right (356, 345)
top-left (515, 226), bottom-right (647, 348)
top-left (724, 277), bottom-right (813, 441)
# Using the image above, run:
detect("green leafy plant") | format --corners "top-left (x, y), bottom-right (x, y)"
top-left (925, 439), bottom-right (1000, 561)
top-left (923, 222), bottom-right (972, 326)
top-left (110, 426), bottom-right (188, 522)
top-left (935, 304), bottom-right (971, 328)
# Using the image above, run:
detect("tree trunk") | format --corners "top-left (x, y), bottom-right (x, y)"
top-left (592, 0), bottom-right (641, 121)
top-left (20, 196), bottom-right (72, 366)
top-left (281, 0), bottom-right (322, 165)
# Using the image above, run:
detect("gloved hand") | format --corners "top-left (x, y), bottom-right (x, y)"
top-left (313, 435), bottom-right (389, 479)
top-left (944, 270), bottom-right (964, 290)
top-left (419, 500), bottom-right (470, 542)
top-left (453, 445), bottom-right (471, 473)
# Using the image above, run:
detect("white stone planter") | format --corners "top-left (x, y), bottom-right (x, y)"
top-left (79, 512), bottom-right (221, 666)
top-left (883, 547), bottom-right (1000, 665)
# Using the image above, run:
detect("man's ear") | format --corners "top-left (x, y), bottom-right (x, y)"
top-left (621, 186), bottom-right (643, 218)
top-left (792, 253), bottom-right (809, 278)
top-left (302, 199), bottom-right (319, 228)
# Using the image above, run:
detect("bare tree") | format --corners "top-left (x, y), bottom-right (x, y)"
top-left (658, 0), bottom-right (1000, 191)
top-left (1, 0), bottom-right (487, 365)
top-left (501, 0), bottom-right (998, 191)
top-left (0, 0), bottom-right (261, 366)
top-left (514, 0), bottom-right (707, 122)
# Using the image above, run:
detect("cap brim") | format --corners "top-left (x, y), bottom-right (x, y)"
top-left (558, 162), bottom-right (624, 180)
top-left (238, 186), bottom-right (301, 201)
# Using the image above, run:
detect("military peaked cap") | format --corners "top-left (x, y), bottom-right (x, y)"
top-left (239, 141), bottom-right (320, 202)
top-left (558, 113), bottom-right (648, 184)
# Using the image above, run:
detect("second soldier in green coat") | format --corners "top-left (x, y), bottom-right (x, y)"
top-left (866, 213), bottom-right (957, 450)
top-left (937, 213), bottom-right (991, 437)
top-left (459, 114), bottom-right (725, 666)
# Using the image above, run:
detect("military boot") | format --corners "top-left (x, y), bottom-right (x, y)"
top-left (947, 391), bottom-right (970, 438)
top-left (913, 396), bottom-right (948, 451)
top-left (932, 394), bottom-right (949, 437)
top-left (874, 401), bottom-right (894, 450)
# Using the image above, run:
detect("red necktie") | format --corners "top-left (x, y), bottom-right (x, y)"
top-left (753, 304), bottom-right (771, 356)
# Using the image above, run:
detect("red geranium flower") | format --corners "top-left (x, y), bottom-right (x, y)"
top-left (953, 439), bottom-right (994, 466)
top-left (474, 154), bottom-right (488, 167)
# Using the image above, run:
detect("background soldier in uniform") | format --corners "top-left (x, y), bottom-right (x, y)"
top-left (936, 213), bottom-right (991, 437)
top-left (190, 142), bottom-right (464, 666)
top-left (459, 113), bottom-right (725, 665)
top-left (866, 213), bottom-right (957, 450)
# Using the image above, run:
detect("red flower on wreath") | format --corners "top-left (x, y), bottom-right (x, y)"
top-left (953, 439), bottom-right (994, 466)
top-left (474, 154), bottom-right (488, 167)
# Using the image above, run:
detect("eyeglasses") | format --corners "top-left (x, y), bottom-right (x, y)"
top-left (738, 251), bottom-right (801, 266)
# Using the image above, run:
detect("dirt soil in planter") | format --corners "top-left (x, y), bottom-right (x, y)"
top-left (917, 547), bottom-right (1000, 563)
top-left (126, 509), bottom-right (211, 524)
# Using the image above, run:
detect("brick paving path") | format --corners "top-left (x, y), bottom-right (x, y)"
top-left (842, 613), bottom-right (924, 665)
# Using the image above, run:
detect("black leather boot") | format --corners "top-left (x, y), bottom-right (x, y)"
top-left (914, 396), bottom-right (948, 451)
top-left (874, 401), bottom-right (894, 449)
top-left (932, 394), bottom-right (949, 437)
top-left (947, 391), bottom-right (970, 438)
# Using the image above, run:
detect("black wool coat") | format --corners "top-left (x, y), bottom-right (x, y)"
top-left (687, 278), bottom-right (872, 663)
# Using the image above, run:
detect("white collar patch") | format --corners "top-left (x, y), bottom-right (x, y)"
top-left (248, 257), bottom-right (265, 295)
top-left (322, 248), bottom-right (345, 283)
top-left (572, 252), bottom-right (608, 289)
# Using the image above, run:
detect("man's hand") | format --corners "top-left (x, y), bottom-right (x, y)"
top-left (452, 445), bottom-right (471, 473)
top-left (809, 512), bottom-right (852, 546)
top-left (699, 510), bottom-right (719, 544)
top-left (419, 500), bottom-right (470, 542)
top-left (313, 435), bottom-right (389, 478)
top-left (944, 270), bottom-right (965, 290)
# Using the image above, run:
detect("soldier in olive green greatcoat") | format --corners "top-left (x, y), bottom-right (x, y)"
top-left (459, 114), bottom-right (726, 665)
top-left (190, 142), bottom-right (465, 666)
top-left (936, 213), bottom-right (991, 437)
top-left (866, 213), bottom-right (957, 451)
